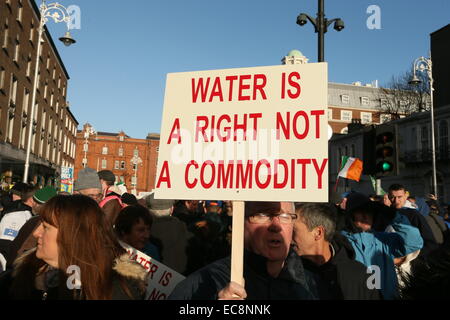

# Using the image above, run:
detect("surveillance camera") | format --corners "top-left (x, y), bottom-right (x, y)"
top-left (297, 13), bottom-right (308, 26)
top-left (334, 19), bottom-right (345, 31)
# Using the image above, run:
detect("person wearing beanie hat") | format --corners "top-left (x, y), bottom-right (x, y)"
top-left (73, 168), bottom-right (103, 203)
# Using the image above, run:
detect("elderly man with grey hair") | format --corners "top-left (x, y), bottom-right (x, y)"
top-left (292, 203), bottom-right (381, 300)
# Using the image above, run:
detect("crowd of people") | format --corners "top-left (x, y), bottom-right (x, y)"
top-left (0, 169), bottom-right (449, 300)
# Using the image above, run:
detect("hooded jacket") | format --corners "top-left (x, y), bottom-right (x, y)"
top-left (301, 233), bottom-right (382, 300)
top-left (341, 212), bottom-right (423, 300)
top-left (0, 248), bottom-right (147, 300)
top-left (168, 249), bottom-right (317, 300)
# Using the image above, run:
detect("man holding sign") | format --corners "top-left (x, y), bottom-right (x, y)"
top-left (156, 62), bottom-right (328, 299)
top-left (168, 201), bottom-right (316, 300)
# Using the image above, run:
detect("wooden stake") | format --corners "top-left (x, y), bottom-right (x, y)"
top-left (230, 200), bottom-right (245, 286)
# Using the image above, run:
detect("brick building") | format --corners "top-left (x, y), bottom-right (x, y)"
top-left (0, 0), bottom-right (78, 186)
top-left (75, 123), bottom-right (160, 195)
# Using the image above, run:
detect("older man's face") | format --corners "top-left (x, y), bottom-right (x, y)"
top-left (244, 202), bottom-right (294, 262)
top-left (78, 188), bottom-right (103, 203)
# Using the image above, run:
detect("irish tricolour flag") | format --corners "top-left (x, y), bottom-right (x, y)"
top-left (338, 156), bottom-right (363, 182)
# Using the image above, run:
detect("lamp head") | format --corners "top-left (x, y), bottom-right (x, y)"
top-left (334, 19), bottom-right (345, 31)
top-left (297, 13), bottom-right (308, 26)
top-left (408, 74), bottom-right (422, 85)
top-left (59, 31), bottom-right (76, 47)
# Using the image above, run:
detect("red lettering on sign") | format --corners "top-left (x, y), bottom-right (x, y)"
top-left (312, 158), bottom-right (328, 189)
top-left (167, 118), bottom-right (181, 144)
top-left (209, 77), bottom-right (224, 102)
top-left (185, 160), bottom-right (198, 189)
top-left (192, 77), bottom-right (210, 103)
top-left (200, 161), bottom-right (216, 189)
top-left (311, 110), bottom-right (325, 138)
top-left (218, 160), bottom-right (234, 188)
top-left (297, 159), bottom-right (311, 189)
top-left (274, 159), bottom-right (289, 189)
top-left (192, 74), bottom-right (269, 103)
top-left (253, 74), bottom-right (267, 100)
top-left (156, 161), bottom-right (171, 188)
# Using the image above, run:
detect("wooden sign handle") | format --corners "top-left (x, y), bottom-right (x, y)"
top-left (230, 200), bottom-right (245, 286)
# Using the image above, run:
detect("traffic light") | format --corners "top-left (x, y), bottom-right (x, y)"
top-left (375, 125), bottom-right (396, 177)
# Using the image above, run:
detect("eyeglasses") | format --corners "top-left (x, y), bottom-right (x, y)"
top-left (248, 213), bottom-right (298, 224)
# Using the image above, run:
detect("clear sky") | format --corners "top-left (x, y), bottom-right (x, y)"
top-left (42, 0), bottom-right (450, 139)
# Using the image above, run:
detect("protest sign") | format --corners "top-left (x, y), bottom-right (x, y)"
top-left (60, 166), bottom-right (74, 194)
top-left (120, 241), bottom-right (185, 300)
top-left (154, 63), bottom-right (328, 202)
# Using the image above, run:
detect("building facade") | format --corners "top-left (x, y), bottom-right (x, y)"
top-left (281, 50), bottom-right (417, 134)
top-left (329, 105), bottom-right (450, 204)
top-left (0, 0), bottom-right (78, 186)
top-left (75, 124), bottom-right (160, 195)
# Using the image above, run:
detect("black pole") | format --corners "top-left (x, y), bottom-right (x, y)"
top-left (317, 0), bottom-right (325, 62)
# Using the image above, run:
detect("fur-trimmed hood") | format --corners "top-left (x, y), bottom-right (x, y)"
top-left (113, 254), bottom-right (148, 282)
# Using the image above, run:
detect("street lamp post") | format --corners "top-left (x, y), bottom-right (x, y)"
top-left (83, 125), bottom-right (96, 168)
top-left (130, 154), bottom-right (142, 195)
top-left (296, 0), bottom-right (344, 62)
top-left (23, 1), bottom-right (76, 183)
top-left (409, 55), bottom-right (437, 197)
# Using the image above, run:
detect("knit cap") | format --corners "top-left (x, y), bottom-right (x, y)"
top-left (33, 186), bottom-right (57, 204)
top-left (74, 168), bottom-right (102, 191)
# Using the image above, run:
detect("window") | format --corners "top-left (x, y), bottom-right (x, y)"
top-left (360, 96), bottom-right (370, 106)
top-left (102, 146), bottom-right (108, 155)
top-left (341, 95), bottom-right (349, 104)
top-left (120, 161), bottom-right (125, 169)
top-left (132, 163), bottom-right (137, 170)
top-left (101, 159), bottom-right (107, 169)
top-left (341, 110), bottom-right (352, 122)
top-left (360, 112), bottom-right (372, 124)
top-left (2, 19), bottom-right (9, 50)
top-left (115, 160), bottom-right (119, 169)
top-left (131, 176), bottom-right (137, 186)
top-left (328, 109), bottom-right (333, 120)
top-left (82, 158), bottom-right (87, 167)
top-left (0, 67), bottom-right (5, 93)
top-left (119, 136), bottom-right (124, 141)
top-left (13, 35), bottom-right (19, 63)
top-left (29, 22), bottom-right (34, 45)
top-left (133, 149), bottom-right (139, 157)
top-left (9, 74), bottom-right (18, 104)
top-left (83, 143), bottom-right (88, 152)
top-left (118, 147), bottom-right (124, 156)
top-left (17, 1), bottom-right (23, 24)
top-left (26, 54), bottom-right (32, 78)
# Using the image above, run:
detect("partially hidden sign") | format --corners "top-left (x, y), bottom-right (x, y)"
top-left (120, 241), bottom-right (185, 300)
top-left (155, 63), bottom-right (328, 202)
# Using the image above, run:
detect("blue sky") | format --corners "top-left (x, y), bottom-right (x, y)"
top-left (42, 0), bottom-right (449, 138)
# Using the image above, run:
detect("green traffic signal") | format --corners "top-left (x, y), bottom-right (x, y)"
top-left (382, 162), bottom-right (392, 172)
